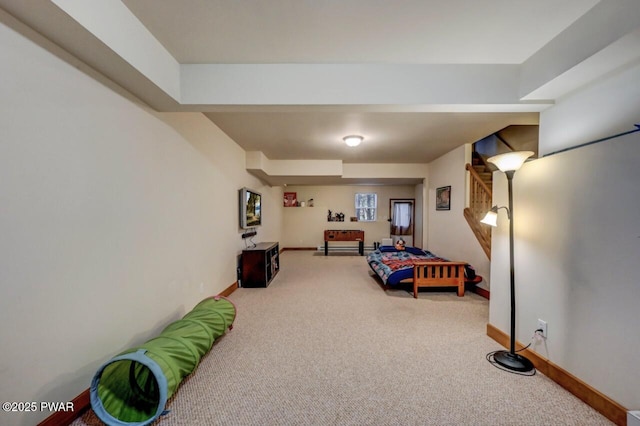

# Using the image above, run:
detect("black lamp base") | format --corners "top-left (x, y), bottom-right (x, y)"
top-left (493, 350), bottom-right (535, 372)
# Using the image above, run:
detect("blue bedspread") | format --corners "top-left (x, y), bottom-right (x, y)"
top-left (366, 246), bottom-right (476, 286)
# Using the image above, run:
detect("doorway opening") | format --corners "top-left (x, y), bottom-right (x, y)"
top-left (389, 199), bottom-right (415, 247)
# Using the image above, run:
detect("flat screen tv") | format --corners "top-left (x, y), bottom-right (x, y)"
top-left (239, 187), bottom-right (262, 229)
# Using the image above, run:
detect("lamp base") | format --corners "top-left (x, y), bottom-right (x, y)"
top-left (493, 350), bottom-right (535, 373)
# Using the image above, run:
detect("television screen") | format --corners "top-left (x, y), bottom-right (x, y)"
top-left (240, 188), bottom-right (262, 228)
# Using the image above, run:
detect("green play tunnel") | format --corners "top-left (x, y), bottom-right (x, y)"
top-left (90, 296), bottom-right (236, 425)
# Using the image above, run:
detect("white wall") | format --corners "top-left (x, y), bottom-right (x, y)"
top-left (413, 183), bottom-right (425, 248)
top-left (427, 145), bottom-right (491, 287)
top-left (0, 21), bottom-right (280, 425)
top-left (490, 61), bottom-right (640, 409)
top-left (281, 185), bottom-right (417, 249)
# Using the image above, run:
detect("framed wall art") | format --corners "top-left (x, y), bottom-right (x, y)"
top-left (283, 192), bottom-right (297, 207)
top-left (436, 186), bottom-right (451, 211)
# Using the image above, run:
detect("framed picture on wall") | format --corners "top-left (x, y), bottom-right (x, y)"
top-left (436, 186), bottom-right (451, 211)
top-left (284, 192), bottom-right (297, 207)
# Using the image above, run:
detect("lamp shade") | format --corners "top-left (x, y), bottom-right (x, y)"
top-left (487, 151), bottom-right (534, 172)
top-left (480, 210), bottom-right (498, 227)
top-left (343, 135), bottom-right (363, 147)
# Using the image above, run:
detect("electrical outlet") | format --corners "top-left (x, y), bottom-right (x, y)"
top-left (537, 319), bottom-right (548, 338)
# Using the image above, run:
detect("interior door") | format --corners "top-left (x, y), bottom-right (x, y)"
top-left (389, 199), bottom-right (415, 247)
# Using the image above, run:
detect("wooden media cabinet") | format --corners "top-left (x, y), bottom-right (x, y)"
top-left (241, 242), bottom-right (279, 287)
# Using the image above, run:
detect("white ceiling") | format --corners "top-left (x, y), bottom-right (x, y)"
top-left (121, 0), bottom-right (598, 64)
top-left (2, 0), bottom-right (638, 185)
top-left (205, 111), bottom-right (538, 164)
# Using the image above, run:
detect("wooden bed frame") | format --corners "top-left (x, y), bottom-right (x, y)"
top-left (373, 260), bottom-right (468, 298)
top-left (412, 261), bottom-right (467, 298)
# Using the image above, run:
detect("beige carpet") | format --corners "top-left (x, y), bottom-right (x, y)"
top-left (74, 251), bottom-right (613, 425)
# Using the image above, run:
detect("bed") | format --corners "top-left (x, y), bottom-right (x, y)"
top-left (366, 246), bottom-right (480, 298)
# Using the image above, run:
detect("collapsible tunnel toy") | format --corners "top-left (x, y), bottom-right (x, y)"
top-left (90, 296), bottom-right (236, 426)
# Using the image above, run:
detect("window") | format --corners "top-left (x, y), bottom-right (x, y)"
top-left (355, 193), bottom-right (377, 222)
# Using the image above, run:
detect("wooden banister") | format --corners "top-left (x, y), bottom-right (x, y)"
top-left (466, 163), bottom-right (491, 194)
top-left (464, 208), bottom-right (492, 260)
top-left (465, 163), bottom-right (493, 260)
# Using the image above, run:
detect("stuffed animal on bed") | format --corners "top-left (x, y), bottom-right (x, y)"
top-left (394, 238), bottom-right (406, 250)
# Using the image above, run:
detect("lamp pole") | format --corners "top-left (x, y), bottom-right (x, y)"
top-left (491, 168), bottom-right (533, 372)
top-left (506, 170), bottom-right (517, 355)
top-left (483, 151), bottom-right (535, 373)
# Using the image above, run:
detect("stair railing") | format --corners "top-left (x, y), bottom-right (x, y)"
top-left (465, 163), bottom-right (492, 259)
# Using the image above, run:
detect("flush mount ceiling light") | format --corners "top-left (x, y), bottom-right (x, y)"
top-left (343, 135), bottom-right (363, 147)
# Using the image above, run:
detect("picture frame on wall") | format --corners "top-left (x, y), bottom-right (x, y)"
top-left (283, 192), bottom-right (297, 207)
top-left (436, 186), bottom-right (451, 211)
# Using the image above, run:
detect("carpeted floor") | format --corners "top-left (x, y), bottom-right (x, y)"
top-left (74, 251), bottom-right (613, 425)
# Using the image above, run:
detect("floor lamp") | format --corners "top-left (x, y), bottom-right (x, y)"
top-left (481, 151), bottom-right (534, 373)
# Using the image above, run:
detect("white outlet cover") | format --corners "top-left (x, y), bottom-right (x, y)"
top-left (537, 319), bottom-right (547, 337)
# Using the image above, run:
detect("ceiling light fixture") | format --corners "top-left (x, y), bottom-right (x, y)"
top-left (343, 135), bottom-right (363, 147)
